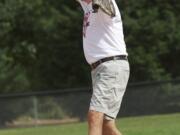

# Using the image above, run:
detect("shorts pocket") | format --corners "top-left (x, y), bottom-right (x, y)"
top-left (97, 72), bottom-right (116, 90)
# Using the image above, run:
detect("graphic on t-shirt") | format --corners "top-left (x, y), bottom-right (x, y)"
top-left (83, 12), bottom-right (90, 37)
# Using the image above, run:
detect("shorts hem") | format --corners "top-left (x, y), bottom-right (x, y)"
top-left (89, 106), bottom-right (116, 120)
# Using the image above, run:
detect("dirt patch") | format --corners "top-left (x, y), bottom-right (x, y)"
top-left (6, 118), bottom-right (80, 128)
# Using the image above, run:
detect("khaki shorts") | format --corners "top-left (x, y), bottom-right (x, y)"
top-left (90, 60), bottom-right (130, 120)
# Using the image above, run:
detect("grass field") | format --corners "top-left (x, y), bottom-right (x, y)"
top-left (0, 113), bottom-right (179, 135)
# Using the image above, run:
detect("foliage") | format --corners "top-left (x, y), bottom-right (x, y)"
top-left (0, 0), bottom-right (179, 92)
top-left (120, 0), bottom-right (180, 81)
top-left (0, 0), bottom-right (89, 93)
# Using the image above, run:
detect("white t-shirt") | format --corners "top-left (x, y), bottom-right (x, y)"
top-left (78, 0), bottom-right (128, 64)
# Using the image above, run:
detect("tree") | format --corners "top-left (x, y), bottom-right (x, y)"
top-left (120, 0), bottom-right (180, 81)
top-left (0, 0), bottom-right (179, 92)
top-left (0, 0), bottom-right (90, 93)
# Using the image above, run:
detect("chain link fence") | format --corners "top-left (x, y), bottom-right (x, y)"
top-left (0, 79), bottom-right (180, 128)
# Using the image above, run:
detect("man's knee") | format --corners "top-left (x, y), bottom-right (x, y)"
top-left (103, 120), bottom-right (116, 129)
top-left (103, 120), bottom-right (122, 135)
top-left (88, 110), bottom-right (104, 125)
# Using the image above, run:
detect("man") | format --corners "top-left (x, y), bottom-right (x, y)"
top-left (76, 0), bottom-right (130, 135)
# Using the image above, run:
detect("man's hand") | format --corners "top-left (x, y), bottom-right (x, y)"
top-left (92, 0), bottom-right (115, 17)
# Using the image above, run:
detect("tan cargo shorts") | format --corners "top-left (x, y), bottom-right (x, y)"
top-left (90, 60), bottom-right (130, 120)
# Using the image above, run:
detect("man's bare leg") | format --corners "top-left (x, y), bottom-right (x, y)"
top-left (88, 110), bottom-right (104, 135)
top-left (103, 120), bottom-right (122, 135)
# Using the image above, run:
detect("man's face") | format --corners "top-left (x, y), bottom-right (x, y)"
top-left (82, 0), bottom-right (92, 4)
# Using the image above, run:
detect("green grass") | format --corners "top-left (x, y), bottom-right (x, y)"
top-left (0, 113), bottom-right (179, 135)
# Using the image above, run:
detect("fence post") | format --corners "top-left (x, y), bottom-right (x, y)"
top-left (32, 96), bottom-right (38, 127)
